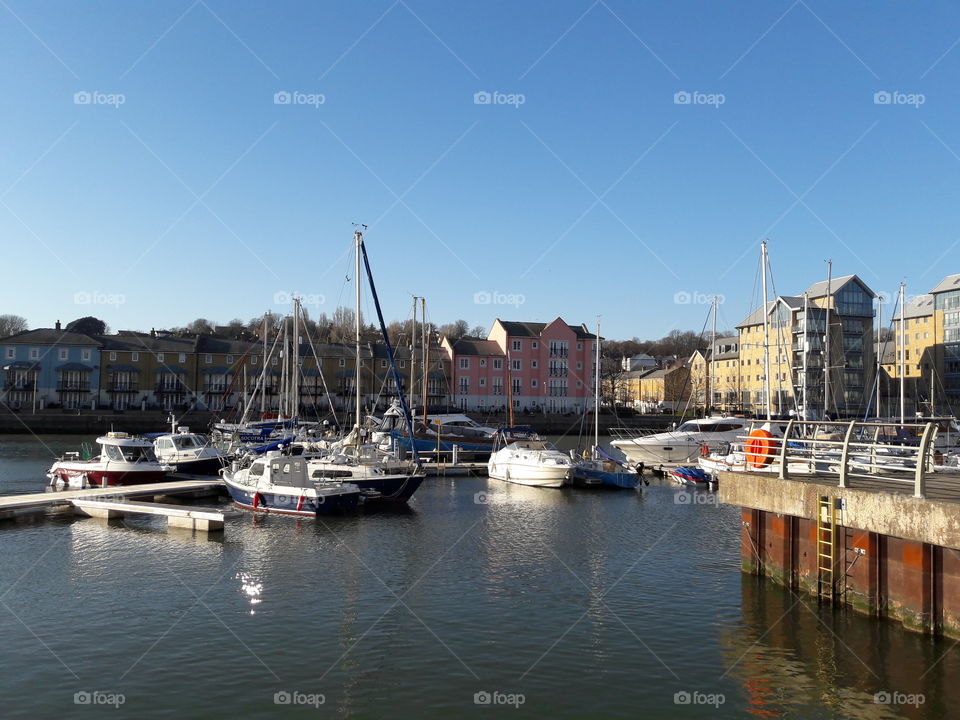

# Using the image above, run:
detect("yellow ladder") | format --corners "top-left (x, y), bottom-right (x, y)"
top-left (817, 495), bottom-right (839, 602)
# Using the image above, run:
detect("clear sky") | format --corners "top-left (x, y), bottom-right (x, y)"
top-left (2, 1), bottom-right (959, 340)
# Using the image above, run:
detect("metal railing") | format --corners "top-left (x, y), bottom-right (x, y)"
top-left (729, 420), bottom-right (942, 499)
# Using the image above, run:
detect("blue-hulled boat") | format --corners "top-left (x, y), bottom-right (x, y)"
top-left (222, 453), bottom-right (362, 516)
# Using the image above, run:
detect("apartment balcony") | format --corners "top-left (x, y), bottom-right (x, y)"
top-left (109, 383), bottom-right (139, 393)
top-left (548, 368), bottom-right (569, 377)
top-left (4, 381), bottom-right (34, 391)
top-left (203, 384), bottom-right (230, 394)
top-left (548, 349), bottom-right (569, 358)
top-left (57, 382), bottom-right (90, 392)
top-left (155, 384), bottom-right (187, 394)
top-left (548, 389), bottom-right (569, 397)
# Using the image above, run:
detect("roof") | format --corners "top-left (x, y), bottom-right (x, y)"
top-left (97, 333), bottom-right (197, 353)
top-left (450, 338), bottom-right (504, 356)
top-left (1, 328), bottom-right (100, 346)
top-left (2, 361), bottom-right (38, 371)
top-left (876, 341), bottom-right (897, 365)
top-left (803, 274), bottom-right (875, 300)
top-left (900, 294), bottom-right (935, 320)
top-left (496, 319), bottom-right (597, 340)
top-left (55, 362), bottom-right (93, 372)
top-left (930, 274), bottom-right (960, 294)
top-left (736, 301), bottom-right (775, 329)
top-left (777, 296), bottom-right (804, 310)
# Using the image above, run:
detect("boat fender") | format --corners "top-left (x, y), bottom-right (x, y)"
top-left (745, 429), bottom-right (775, 468)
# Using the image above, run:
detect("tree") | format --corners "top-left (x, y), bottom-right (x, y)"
top-left (65, 316), bottom-right (107, 335)
top-left (186, 318), bottom-right (215, 335)
top-left (0, 314), bottom-right (27, 338)
top-left (470, 325), bottom-right (487, 338)
top-left (438, 319), bottom-right (469, 341)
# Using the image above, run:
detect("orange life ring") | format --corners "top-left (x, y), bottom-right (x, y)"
top-left (744, 429), bottom-right (775, 468)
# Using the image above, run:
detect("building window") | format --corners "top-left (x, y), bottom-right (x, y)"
top-left (459, 358), bottom-right (470, 369)
top-left (577, 343), bottom-right (583, 351)
top-left (531, 379), bottom-right (537, 388)
top-left (4, 348), bottom-right (13, 360)
top-left (399, 360), bottom-right (405, 368)
top-left (531, 341), bottom-right (538, 350)
top-left (511, 359), bottom-right (521, 371)
top-left (512, 340), bottom-right (521, 352)
top-left (480, 358), bottom-right (487, 367)
top-left (479, 378), bottom-right (486, 387)
top-left (459, 377), bottom-right (469, 394)
top-left (531, 360), bottom-right (538, 369)
top-left (29, 348), bottom-right (39, 360)
top-left (157, 353), bottom-right (164, 362)
top-left (58, 349), bottom-right (68, 361)
top-left (493, 358), bottom-right (503, 370)
top-left (380, 360), bottom-right (387, 369)
top-left (339, 358), bottom-right (345, 367)
top-left (81, 349), bottom-right (91, 361)
top-left (576, 362), bottom-right (582, 370)
top-left (179, 353), bottom-right (186, 363)
top-left (132, 352), bottom-right (139, 362)
top-left (360, 360), bottom-right (364, 367)
top-left (205, 354), bottom-right (212, 364)
top-left (272, 357), bottom-right (278, 365)
top-left (251, 356), bottom-right (257, 365)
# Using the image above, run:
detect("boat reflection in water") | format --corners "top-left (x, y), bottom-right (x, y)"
top-left (721, 575), bottom-right (953, 719)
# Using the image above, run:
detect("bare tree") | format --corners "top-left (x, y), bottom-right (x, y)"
top-left (0, 314), bottom-right (27, 338)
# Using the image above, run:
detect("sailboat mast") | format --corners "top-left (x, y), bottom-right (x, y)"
top-left (260, 313), bottom-right (267, 416)
top-left (710, 297), bottom-right (717, 414)
top-left (594, 318), bottom-right (601, 455)
top-left (421, 297), bottom-right (428, 419)
top-left (824, 260), bottom-right (832, 418)
top-left (876, 295), bottom-right (882, 417)
top-left (802, 293), bottom-right (809, 421)
top-left (354, 230), bottom-right (362, 433)
top-left (899, 282), bottom-right (906, 425)
top-left (292, 298), bottom-right (300, 421)
top-left (409, 296), bottom-right (417, 414)
top-left (761, 240), bottom-right (772, 420)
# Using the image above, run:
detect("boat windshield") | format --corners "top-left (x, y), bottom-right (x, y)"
top-left (105, 444), bottom-right (157, 462)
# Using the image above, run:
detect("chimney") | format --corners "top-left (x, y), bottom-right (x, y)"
top-left (55, 320), bottom-right (61, 331)
top-left (150, 327), bottom-right (156, 338)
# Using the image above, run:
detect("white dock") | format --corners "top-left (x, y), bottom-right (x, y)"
top-left (0, 479), bottom-right (229, 531)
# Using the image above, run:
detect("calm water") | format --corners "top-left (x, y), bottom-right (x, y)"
top-left (0, 434), bottom-right (956, 719)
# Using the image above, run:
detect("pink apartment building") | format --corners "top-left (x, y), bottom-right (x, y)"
top-left (440, 318), bottom-right (598, 414)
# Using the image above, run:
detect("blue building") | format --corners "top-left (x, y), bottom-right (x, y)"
top-left (0, 326), bottom-right (101, 410)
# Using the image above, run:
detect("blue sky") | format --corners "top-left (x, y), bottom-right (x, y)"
top-left (2, 0), bottom-right (960, 340)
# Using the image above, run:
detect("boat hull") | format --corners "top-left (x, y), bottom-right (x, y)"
top-left (350, 474), bottom-right (425, 503)
top-left (488, 463), bottom-right (569, 488)
top-left (610, 439), bottom-right (702, 465)
top-left (224, 479), bottom-right (360, 516)
top-left (167, 456), bottom-right (226, 476)
top-left (572, 465), bottom-right (639, 489)
top-left (49, 466), bottom-right (170, 488)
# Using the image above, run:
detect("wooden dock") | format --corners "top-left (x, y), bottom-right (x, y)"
top-left (0, 478), bottom-right (229, 531)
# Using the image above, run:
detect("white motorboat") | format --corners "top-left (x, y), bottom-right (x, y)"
top-left (48, 432), bottom-right (172, 488)
top-left (488, 439), bottom-right (574, 488)
top-left (611, 416), bottom-right (750, 466)
top-left (152, 425), bottom-right (227, 475)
